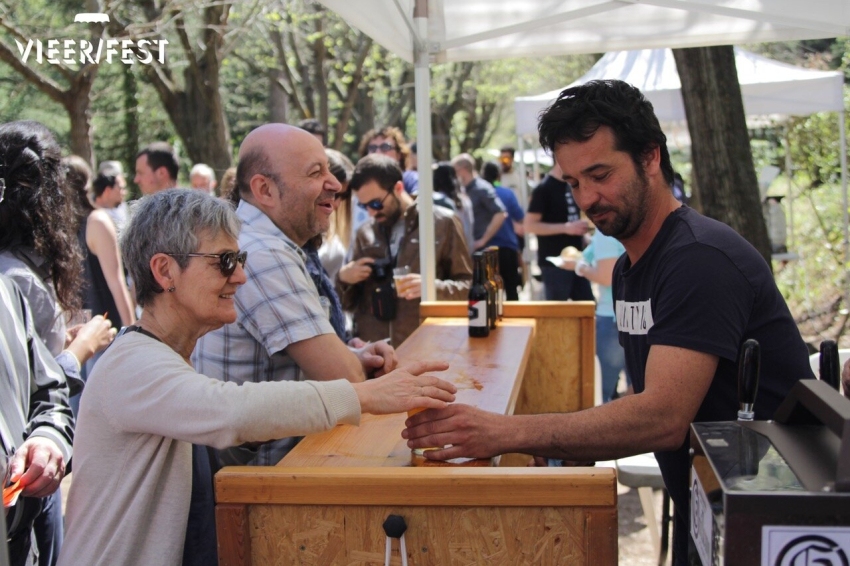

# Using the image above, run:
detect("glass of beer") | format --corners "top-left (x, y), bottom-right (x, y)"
top-left (406, 407), bottom-right (440, 456)
top-left (393, 265), bottom-right (410, 294)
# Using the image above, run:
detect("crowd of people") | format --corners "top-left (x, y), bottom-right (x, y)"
top-left (1, 80), bottom-right (846, 566)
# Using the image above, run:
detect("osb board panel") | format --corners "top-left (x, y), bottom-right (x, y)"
top-left (247, 505), bottom-right (616, 565)
top-left (515, 318), bottom-right (585, 416)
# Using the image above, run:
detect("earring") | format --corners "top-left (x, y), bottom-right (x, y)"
top-left (167, 286), bottom-right (176, 293)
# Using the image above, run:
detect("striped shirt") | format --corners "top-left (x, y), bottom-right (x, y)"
top-left (192, 200), bottom-right (335, 466)
top-left (0, 274), bottom-right (74, 543)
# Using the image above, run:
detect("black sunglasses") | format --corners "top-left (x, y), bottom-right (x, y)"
top-left (167, 250), bottom-right (247, 277)
top-left (367, 142), bottom-right (399, 153)
top-left (356, 191), bottom-right (392, 211)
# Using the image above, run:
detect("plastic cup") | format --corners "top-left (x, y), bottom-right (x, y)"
top-left (393, 266), bottom-right (410, 294)
top-left (406, 407), bottom-right (439, 456)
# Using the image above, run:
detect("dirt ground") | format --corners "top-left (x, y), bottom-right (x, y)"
top-left (615, 480), bottom-right (672, 566)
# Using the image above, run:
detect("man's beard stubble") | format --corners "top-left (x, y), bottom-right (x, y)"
top-left (586, 167), bottom-right (650, 241)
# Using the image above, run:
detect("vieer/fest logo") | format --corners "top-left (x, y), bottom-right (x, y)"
top-left (14, 13), bottom-right (168, 65)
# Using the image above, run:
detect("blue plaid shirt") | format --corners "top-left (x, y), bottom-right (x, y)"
top-left (192, 201), bottom-right (335, 466)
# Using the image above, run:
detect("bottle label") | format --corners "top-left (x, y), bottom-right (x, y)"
top-left (468, 300), bottom-right (487, 327)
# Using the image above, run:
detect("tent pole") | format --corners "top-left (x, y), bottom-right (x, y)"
top-left (841, 110), bottom-right (848, 308)
top-left (785, 129), bottom-right (794, 251)
top-left (517, 136), bottom-right (528, 211)
top-left (414, 0), bottom-right (436, 302)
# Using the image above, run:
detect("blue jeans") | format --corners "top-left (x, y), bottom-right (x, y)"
top-left (34, 491), bottom-right (62, 566)
top-left (596, 315), bottom-right (626, 403)
top-left (541, 264), bottom-right (594, 301)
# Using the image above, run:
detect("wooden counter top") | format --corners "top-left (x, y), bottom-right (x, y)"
top-left (278, 317), bottom-right (535, 468)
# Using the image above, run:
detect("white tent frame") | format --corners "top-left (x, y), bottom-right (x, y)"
top-left (318, 0), bottom-right (850, 300)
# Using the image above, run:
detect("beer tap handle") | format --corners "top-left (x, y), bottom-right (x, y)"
top-left (737, 339), bottom-right (760, 421)
top-left (819, 340), bottom-right (841, 391)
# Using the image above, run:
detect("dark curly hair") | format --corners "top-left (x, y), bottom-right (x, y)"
top-left (0, 121), bottom-right (83, 311)
top-left (538, 80), bottom-right (674, 186)
top-left (432, 162), bottom-right (465, 211)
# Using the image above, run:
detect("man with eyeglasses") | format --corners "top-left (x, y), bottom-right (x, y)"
top-left (337, 154), bottom-right (472, 347)
top-left (193, 124), bottom-right (398, 470)
top-left (358, 126), bottom-right (419, 195)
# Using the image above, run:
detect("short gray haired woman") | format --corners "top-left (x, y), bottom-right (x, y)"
top-left (58, 189), bottom-right (456, 566)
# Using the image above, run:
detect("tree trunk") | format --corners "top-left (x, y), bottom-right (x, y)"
top-left (64, 67), bottom-right (99, 165)
top-left (268, 70), bottom-right (289, 124)
top-left (673, 46), bottom-right (773, 267)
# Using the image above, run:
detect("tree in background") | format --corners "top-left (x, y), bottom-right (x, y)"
top-left (106, 0), bottom-right (234, 177)
top-left (0, 0), bottom-right (104, 164)
top-left (674, 45), bottom-right (774, 266)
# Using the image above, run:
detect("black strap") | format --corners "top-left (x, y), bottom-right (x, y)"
top-left (121, 324), bottom-right (163, 344)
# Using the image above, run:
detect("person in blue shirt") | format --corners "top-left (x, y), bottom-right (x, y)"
top-left (481, 161), bottom-right (525, 300)
top-left (560, 229), bottom-right (628, 402)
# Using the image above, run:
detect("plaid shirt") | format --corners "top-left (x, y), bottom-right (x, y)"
top-left (192, 201), bottom-right (335, 466)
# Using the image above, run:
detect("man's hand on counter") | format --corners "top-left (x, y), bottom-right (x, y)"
top-left (351, 339), bottom-right (398, 378)
top-left (403, 404), bottom-right (510, 460)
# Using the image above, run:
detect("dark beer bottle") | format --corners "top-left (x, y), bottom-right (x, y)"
top-left (483, 249), bottom-right (497, 328)
top-left (487, 247), bottom-right (505, 320)
top-left (469, 252), bottom-right (490, 337)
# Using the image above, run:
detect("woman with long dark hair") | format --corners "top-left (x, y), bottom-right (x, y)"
top-left (433, 161), bottom-right (474, 251)
top-left (0, 121), bottom-right (115, 566)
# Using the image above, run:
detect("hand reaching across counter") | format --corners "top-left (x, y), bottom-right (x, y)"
top-left (402, 404), bottom-right (510, 461)
top-left (352, 360), bottom-right (455, 415)
top-left (352, 339), bottom-right (398, 378)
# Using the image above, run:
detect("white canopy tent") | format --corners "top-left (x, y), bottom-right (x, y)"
top-left (515, 48), bottom-right (846, 134)
top-left (515, 47), bottom-right (847, 260)
top-left (317, 0), bottom-right (850, 300)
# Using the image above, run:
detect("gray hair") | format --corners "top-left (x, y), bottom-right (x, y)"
top-left (190, 163), bottom-right (216, 182)
top-left (98, 160), bottom-right (124, 177)
top-left (451, 153), bottom-right (476, 173)
top-left (121, 188), bottom-right (240, 307)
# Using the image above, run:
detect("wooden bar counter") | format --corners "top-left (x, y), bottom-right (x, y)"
top-left (215, 301), bottom-right (617, 565)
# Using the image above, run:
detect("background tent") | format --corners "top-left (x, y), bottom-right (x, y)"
top-left (515, 48), bottom-right (845, 135)
top-left (318, 0), bottom-right (850, 300)
top-left (514, 47), bottom-right (847, 259)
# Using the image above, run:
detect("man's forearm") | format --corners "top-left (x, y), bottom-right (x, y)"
top-left (523, 219), bottom-right (566, 236)
top-left (477, 212), bottom-right (507, 248)
top-left (504, 395), bottom-right (688, 461)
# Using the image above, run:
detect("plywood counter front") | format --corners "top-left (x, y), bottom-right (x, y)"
top-left (215, 301), bottom-right (616, 565)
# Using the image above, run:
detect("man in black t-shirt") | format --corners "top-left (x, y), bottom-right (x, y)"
top-left (404, 80), bottom-right (812, 566)
top-left (525, 162), bottom-right (592, 300)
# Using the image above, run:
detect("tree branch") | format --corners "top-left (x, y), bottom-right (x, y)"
top-left (0, 38), bottom-right (65, 102)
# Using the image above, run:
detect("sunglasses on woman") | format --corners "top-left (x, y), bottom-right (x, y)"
top-left (367, 142), bottom-right (399, 153)
top-left (167, 250), bottom-right (248, 277)
top-left (356, 191), bottom-right (392, 211)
